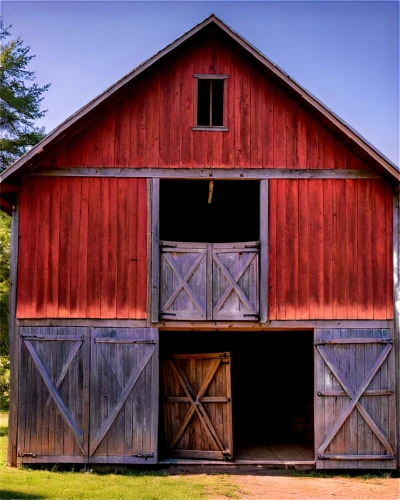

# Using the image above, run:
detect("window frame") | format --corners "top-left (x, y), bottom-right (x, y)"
top-left (193, 74), bottom-right (229, 131)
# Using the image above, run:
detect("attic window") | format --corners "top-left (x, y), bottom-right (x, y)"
top-left (193, 75), bottom-right (229, 131)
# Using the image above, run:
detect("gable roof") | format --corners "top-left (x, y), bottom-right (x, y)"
top-left (1, 13), bottom-right (399, 188)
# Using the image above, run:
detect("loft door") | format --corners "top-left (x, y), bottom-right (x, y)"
top-left (160, 241), bottom-right (259, 321)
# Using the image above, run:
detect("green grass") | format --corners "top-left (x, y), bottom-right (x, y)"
top-left (0, 415), bottom-right (240, 499)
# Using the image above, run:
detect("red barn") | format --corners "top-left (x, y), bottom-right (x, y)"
top-left (1, 15), bottom-right (399, 469)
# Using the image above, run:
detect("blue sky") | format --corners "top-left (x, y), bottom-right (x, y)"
top-left (2, 1), bottom-right (399, 166)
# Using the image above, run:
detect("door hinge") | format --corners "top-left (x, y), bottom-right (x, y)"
top-left (132, 453), bottom-right (154, 459)
top-left (243, 313), bottom-right (259, 320)
top-left (18, 452), bottom-right (37, 458)
top-left (222, 452), bottom-right (232, 461)
top-left (160, 313), bottom-right (176, 317)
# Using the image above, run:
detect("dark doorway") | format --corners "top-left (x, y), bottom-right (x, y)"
top-left (160, 180), bottom-right (260, 243)
top-left (159, 331), bottom-right (314, 462)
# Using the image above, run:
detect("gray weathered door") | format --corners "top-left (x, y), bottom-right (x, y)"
top-left (161, 352), bottom-right (233, 460)
top-left (212, 243), bottom-right (259, 320)
top-left (17, 327), bottom-right (89, 463)
top-left (160, 241), bottom-right (259, 321)
top-left (314, 328), bottom-right (397, 469)
top-left (160, 241), bottom-right (207, 320)
top-left (89, 328), bottom-right (159, 464)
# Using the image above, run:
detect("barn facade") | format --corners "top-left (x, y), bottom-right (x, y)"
top-left (1, 15), bottom-right (399, 469)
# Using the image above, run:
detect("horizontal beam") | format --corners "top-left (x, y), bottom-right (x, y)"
top-left (17, 319), bottom-right (393, 330)
top-left (17, 319), bottom-right (147, 328)
top-left (157, 320), bottom-right (393, 330)
top-left (32, 167), bottom-right (380, 180)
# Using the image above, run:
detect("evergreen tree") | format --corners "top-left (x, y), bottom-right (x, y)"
top-left (0, 21), bottom-right (50, 171)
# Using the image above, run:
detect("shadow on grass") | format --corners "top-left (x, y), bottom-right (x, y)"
top-left (0, 491), bottom-right (45, 500)
top-left (0, 426), bottom-right (8, 437)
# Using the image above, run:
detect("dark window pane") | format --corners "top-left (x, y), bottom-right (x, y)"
top-left (212, 79), bottom-right (224, 126)
top-left (197, 79), bottom-right (210, 126)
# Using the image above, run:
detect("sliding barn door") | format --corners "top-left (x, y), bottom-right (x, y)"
top-left (160, 242), bottom-right (207, 320)
top-left (89, 328), bottom-right (159, 464)
top-left (18, 327), bottom-right (89, 463)
top-left (314, 329), bottom-right (397, 469)
top-left (161, 352), bottom-right (233, 460)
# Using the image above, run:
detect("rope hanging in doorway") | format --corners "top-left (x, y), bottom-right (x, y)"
top-left (208, 179), bottom-right (214, 203)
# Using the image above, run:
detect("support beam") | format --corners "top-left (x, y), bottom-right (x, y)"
top-left (393, 191), bottom-right (400, 464)
top-left (7, 196), bottom-right (19, 466)
top-left (31, 167), bottom-right (380, 180)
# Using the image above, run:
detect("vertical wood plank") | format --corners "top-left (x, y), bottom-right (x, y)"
top-left (46, 178), bottom-right (61, 318)
top-left (250, 65), bottom-right (262, 167)
top-left (36, 178), bottom-right (50, 317)
top-left (285, 179), bottom-right (298, 319)
top-left (58, 179), bottom-right (72, 317)
top-left (7, 197), bottom-right (19, 466)
top-left (169, 59), bottom-right (180, 167)
top-left (221, 42), bottom-right (233, 168)
top-left (25, 177), bottom-right (41, 318)
top-left (371, 181), bottom-right (387, 319)
top-left (146, 69), bottom-right (160, 168)
top-left (322, 180), bottom-right (333, 319)
top-left (262, 79), bottom-right (274, 168)
top-left (127, 179), bottom-right (138, 319)
top-left (76, 178), bottom-right (89, 317)
top-left (308, 180), bottom-right (323, 319)
top-left (259, 180), bottom-right (268, 322)
top-left (87, 178), bottom-right (101, 318)
top-left (102, 105), bottom-right (115, 167)
top-left (115, 97), bottom-right (130, 167)
top-left (268, 179), bottom-right (277, 319)
top-left (151, 179), bottom-right (160, 323)
top-left (159, 60), bottom-right (171, 168)
top-left (298, 180), bottom-right (309, 319)
top-left (393, 192), bottom-right (400, 463)
top-left (137, 179), bottom-right (148, 319)
top-left (334, 180), bottom-right (348, 318)
top-left (276, 180), bottom-right (286, 319)
top-left (116, 179), bottom-right (129, 317)
top-left (345, 181), bottom-right (358, 319)
top-left (306, 114), bottom-right (319, 169)
top-left (273, 87), bottom-right (286, 168)
top-left (357, 180), bottom-right (373, 318)
top-left (69, 178), bottom-right (81, 318)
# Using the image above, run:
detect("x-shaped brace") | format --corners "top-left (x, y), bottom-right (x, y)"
top-left (24, 340), bottom-right (84, 452)
top-left (213, 252), bottom-right (256, 314)
top-left (162, 251), bottom-right (206, 317)
top-left (317, 343), bottom-right (395, 456)
top-left (167, 358), bottom-right (226, 453)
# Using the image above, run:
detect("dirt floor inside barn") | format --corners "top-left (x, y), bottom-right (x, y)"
top-left (161, 465), bottom-right (400, 500)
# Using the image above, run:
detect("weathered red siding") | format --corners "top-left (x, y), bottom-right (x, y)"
top-left (17, 176), bottom-right (147, 319)
top-left (36, 32), bottom-right (369, 172)
top-left (268, 179), bottom-right (393, 320)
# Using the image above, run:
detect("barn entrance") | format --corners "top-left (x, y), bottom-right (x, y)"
top-left (159, 331), bottom-right (314, 463)
top-left (157, 180), bottom-right (266, 323)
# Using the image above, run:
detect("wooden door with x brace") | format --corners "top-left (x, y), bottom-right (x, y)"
top-left (314, 328), bottom-right (397, 469)
top-left (161, 352), bottom-right (233, 460)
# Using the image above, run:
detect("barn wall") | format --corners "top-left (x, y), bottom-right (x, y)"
top-left (16, 176), bottom-right (147, 319)
top-left (36, 31), bottom-right (370, 172)
top-left (268, 178), bottom-right (394, 320)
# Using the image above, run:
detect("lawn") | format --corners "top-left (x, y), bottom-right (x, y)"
top-left (0, 413), bottom-right (240, 500)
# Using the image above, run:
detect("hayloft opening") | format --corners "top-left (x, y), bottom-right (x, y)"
top-left (160, 180), bottom-right (259, 243)
top-left (159, 331), bottom-right (315, 463)
top-left (197, 78), bottom-right (224, 127)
